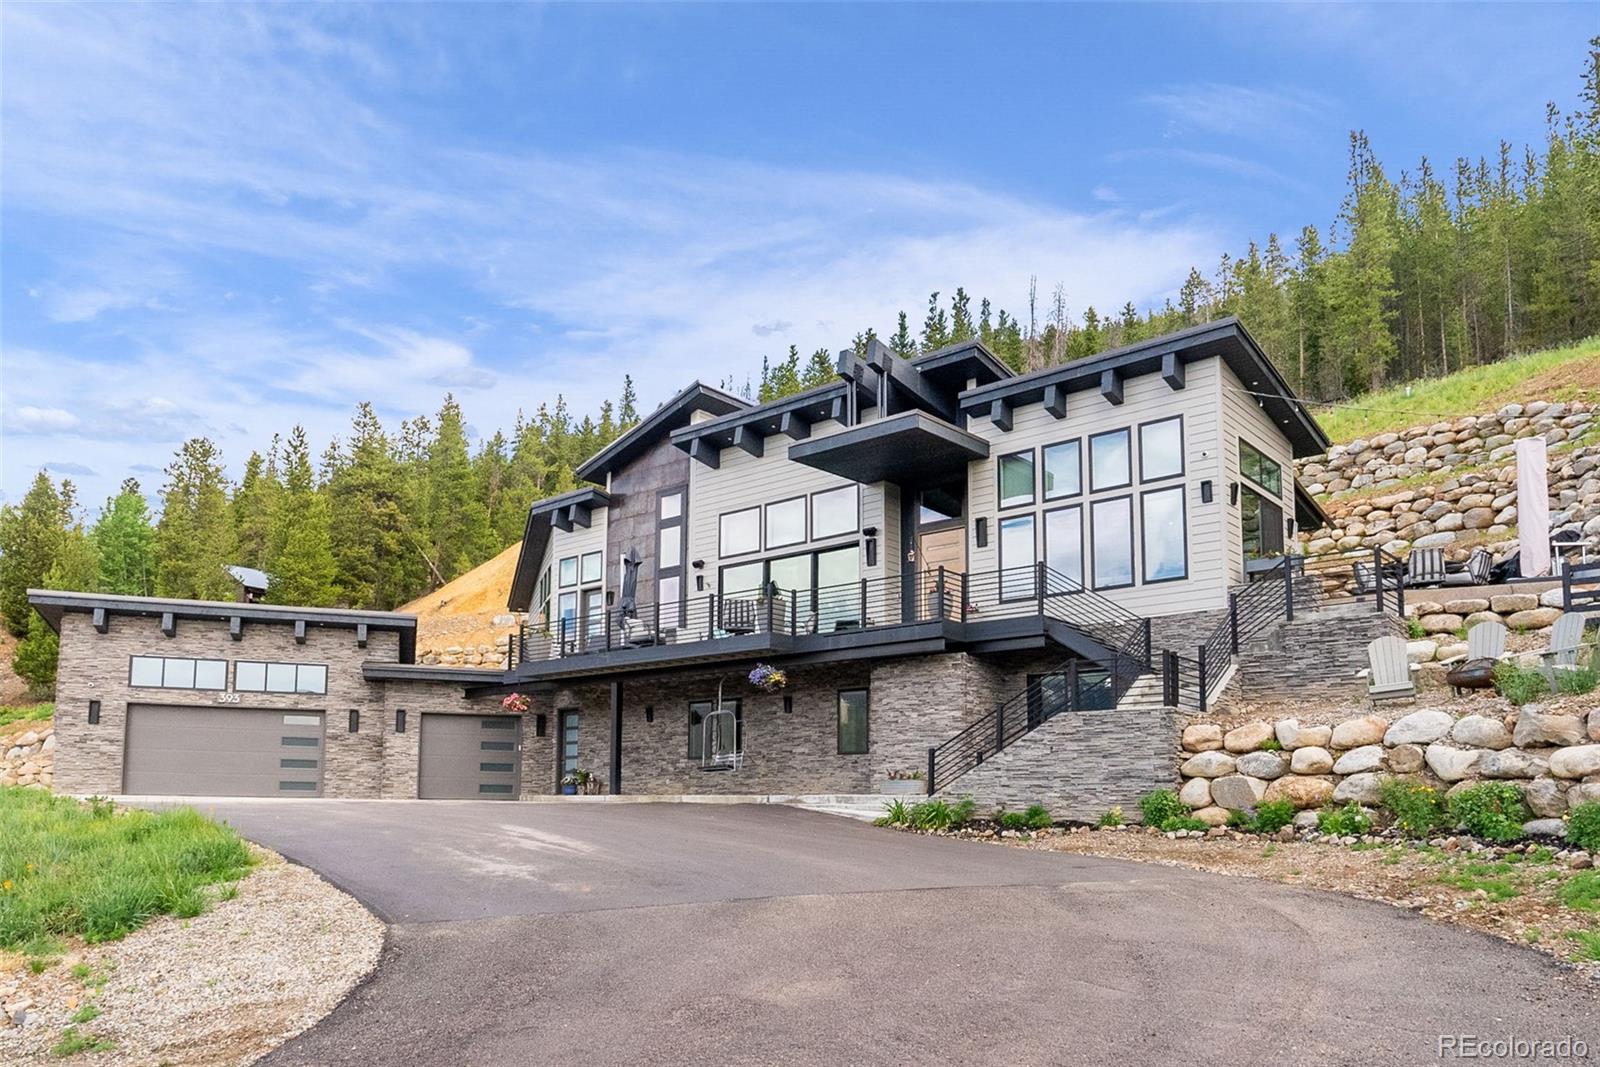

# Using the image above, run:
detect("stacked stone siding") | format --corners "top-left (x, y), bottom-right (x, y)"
top-left (378, 679), bottom-right (545, 798)
top-left (1232, 602), bottom-right (1406, 704)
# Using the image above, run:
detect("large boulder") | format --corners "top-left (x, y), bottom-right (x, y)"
top-left (1450, 714), bottom-right (1513, 749)
top-left (1548, 744), bottom-right (1600, 780)
top-left (1507, 607), bottom-right (1563, 630)
top-left (1330, 715), bottom-right (1388, 750)
top-left (1384, 710), bottom-right (1455, 746)
top-left (1590, 709), bottom-right (1600, 743)
top-left (1333, 772), bottom-right (1386, 805)
top-left (1193, 806), bottom-right (1231, 827)
top-left (1263, 775), bottom-right (1336, 809)
top-left (1568, 782), bottom-right (1600, 809)
top-left (1424, 744), bottom-right (1481, 782)
top-left (1418, 613), bottom-right (1464, 635)
top-left (1182, 723), bottom-right (1224, 752)
top-left (1289, 746), bottom-right (1335, 775)
top-left (1275, 720), bottom-right (1333, 750)
top-left (1522, 819), bottom-right (1567, 838)
top-left (1490, 593), bottom-right (1539, 614)
top-left (1513, 709), bottom-right (1587, 748)
top-left (1236, 751), bottom-right (1288, 780)
top-left (1479, 749), bottom-right (1549, 779)
top-left (1332, 745), bottom-right (1385, 775)
top-left (1387, 743), bottom-right (1425, 774)
top-left (1180, 751), bottom-right (1238, 779)
top-left (1178, 777), bottom-right (1213, 809)
top-left (1522, 778), bottom-right (1568, 818)
top-left (1405, 640), bottom-right (1439, 663)
top-left (1210, 774), bottom-right (1268, 811)
top-left (1223, 721), bottom-right (1275, 754)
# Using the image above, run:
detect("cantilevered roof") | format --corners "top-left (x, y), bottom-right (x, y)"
top-left (668, 380), bottom-right (857, 465)
top-left (506, 487), bottom-right (615, 612)
top-left (574, 381), bottom-right (746, 486)
top-left (788, 412), bottom-right (990, 484)
top-left (958, 317), bottom-right (1330, 458)
top-left (911, 337), bottom-right (1014, 391)
top-left (28, 589), bottom-right (418, 663)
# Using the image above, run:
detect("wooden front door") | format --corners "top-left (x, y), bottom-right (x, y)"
top-left (918, 526), bottom-right (966, 617)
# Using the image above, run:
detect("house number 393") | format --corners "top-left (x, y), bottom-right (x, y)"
top-left (216, 692), bottom-right (241, 704)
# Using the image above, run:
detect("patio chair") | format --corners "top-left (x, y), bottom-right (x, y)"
top-left (1406, 547), bottom-right (1447, 587)
top-left (1437, 619), bottom-right (1509, 667)
top-left (1356, 635), bottom-right (1421, 704)
top-left (1441, 547), bottom-right (1494, 587)
top-left (1535, 612), bottom-right (1588, 684)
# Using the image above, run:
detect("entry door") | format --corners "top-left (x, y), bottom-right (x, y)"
top-left (918, 526), bottom-right (966, 617)
top-left (557, 710), bottom-right (581, 789)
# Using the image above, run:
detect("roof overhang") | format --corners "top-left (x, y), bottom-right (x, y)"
top-left (668, 381), bottom-right (858, 466)
top-left (361, 662), bottom-right (514, 686)
top-left (912, 338), bottom-right (1014, 391)
top-left (957, 317), bottom-right (1330, 458)
top-left (28, 589), bottom-right (418, 663)
top-left (787, 412), bottom-right (990, 484)
top-left (507, 487), bottom-right (615, 611)
top-left (573, 381), bottom-right (746, 486)
top-left (1294, 481), bottom-right (1331, 531)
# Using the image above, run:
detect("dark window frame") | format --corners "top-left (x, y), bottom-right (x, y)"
top-left (809, 485), bottom-right (860, 542)
top-left (557, 555), bottom-right (579, 589)
top-left (996, 448), bottom-right (1036, 511)
top-left (127, 654), bottom-right (228, 691)
top-left (1137, 414), bottom-right (1185, 484)
top-left (836, 688), bottom-right (869, 754)
top-left (233, 660), bottom-right (330, 696)
top-left (1088, 428), bottom-right (1133, 493)
top-left (1089, 494), bottom-right (1136, 592)
top-left (718, 504), bottom-right (763, 559)
top-left (1041, 438), bottom-right (1082, 501)
top-left (1139, 485), bottom-right (1189, 584)
top-left (1239, 438), bottom-right (1283, 497)
top-left (656, 485), bottom-right (688, 620)
top-left (997, 512), bottom-right (1037, 603)
top-left (764, 494), bottom-right (808, 551)
top-left (687, 697), bottom-right (743, 759)
top-left (1042, 502), bottom-right (1085, 594)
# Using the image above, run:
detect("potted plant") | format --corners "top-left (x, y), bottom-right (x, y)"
top-left (882, 768), bottom-right (926, 795)
top-left (560, 771), bottom-right (579, 795)
top-left (748, 663), bottom-right (787, 693)
top-left (501, 692), bottom-right (530, 714)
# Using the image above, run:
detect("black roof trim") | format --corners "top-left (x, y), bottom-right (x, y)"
top-left (361, 662), bottom-right (511, 685)
top-left (28, 589), bottom-right (418, 663)
top-left (530, 486), bottom-right (613, 516)
top-left (912, 337), bottom-right (1014, 387)
top-left (506, 487), bottom-right (614, 613)
top-left (1294, 480), bottom-right (1331, 531)
top-left (573, 381), bottom-right (746, 485)
top-left (958, 317), bottom-right (1330, 457)
top-left (668, 380), bottom-right (852, 451)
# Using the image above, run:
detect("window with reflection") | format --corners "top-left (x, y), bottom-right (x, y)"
top-left (1141, 487), bottom-right (1188, 582)
top-left (1139, 417), bottom-right (1183, 482)
top-left (765, 497), bottom-right (806, 549)
top-left (999, 514), bottom-right (1036, 600)
top-left (719, 507), bottom-right (761, 556)
top-left (1089, 430), bottom-right (1131, 492)
top-left (997, 450), bottom-right (1035, 509)
top-left (1090, 496), bottom-right (1134, 589)
top-left (811, 486), bottom-right (858, 540)
top-left (1044, 505), bottom-right (1084, 593)
top-left (1043, 440), bottom-right (1081, 499)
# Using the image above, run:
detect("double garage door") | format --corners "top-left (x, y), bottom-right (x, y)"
top-left (123, 706), bottom-right (523, 800)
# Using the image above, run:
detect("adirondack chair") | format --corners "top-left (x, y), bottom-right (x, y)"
top-left (1406, 547), bottom-right (1447, 587)
top-left (1437, 620), bottom-right (1510, 667)
top-left (1356, 635), bottom-right (1421, 704)
top-left (1536, 612), bottom-right (1588, 684)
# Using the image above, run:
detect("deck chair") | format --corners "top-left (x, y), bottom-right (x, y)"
top-left (1441, 547), bottom-right (1494, 587)
top-left (1406, 547), bottom-right (1447, 587)
top-left (1536, 612), bottom-right (1587, 684)
top-left (1356, 635), bottom-right (1421, 704)
top-left (1437, 619), bottom-right (1509, 667)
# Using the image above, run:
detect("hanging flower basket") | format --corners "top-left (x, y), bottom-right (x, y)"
top-left (501, 692), bottom-right (531, 714)
top-left (748, 663), bottom-right (787, 693)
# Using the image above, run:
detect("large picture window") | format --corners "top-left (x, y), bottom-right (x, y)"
top-left (1140, 486), bottom-right (1188, 582)
top-left (1044, 505), bottom-right (1084, 593)
top-left (1240, 439), bottom-right (1283, 495)
top-left (765, 496), bottom-right (806, 549)
top-left (235, 660), bottom-right (328, 695)
top-left (1090, 496), bottom-right (1134, 590)
top-left (997, 450), bottom-right (1035, 509)
top-left (999, 514), bottom-right (1036, 600)
top-left (1042, 440), bottom-right (1081, 500)
top-left (837, 689), bottom-right (869, 754)
top-left (1089, 429), bottom-right (1131, 492)
top-left (719, 506), bottom-right (761, 557)
top-left (811, 486), bottom-right (858, 540)
top-left (129, 655), bottom-right (227, 691)
top-left (1139, 417), bottom-right (1184, 482)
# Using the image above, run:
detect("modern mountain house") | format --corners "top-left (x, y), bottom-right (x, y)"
top-left (34, 317), bottom-right (1354, 816)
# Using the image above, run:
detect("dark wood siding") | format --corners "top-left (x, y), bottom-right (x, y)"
top-left (605, 435), bottom-right (692, 605)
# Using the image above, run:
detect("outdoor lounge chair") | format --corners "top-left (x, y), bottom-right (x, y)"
top-left (1440, 546), bottom-right (1494, 587)
top-left (1356, 635), bottom-right (1421, 704)
top-left (1437, 619), bottom-right (1509, 667)
top-left (1406, 547), bottom-right (1447, 587)
top-left (1535, 612), bottom-right (1587, 683)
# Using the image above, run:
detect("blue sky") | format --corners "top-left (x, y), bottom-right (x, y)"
top-left (2, 2), bottom-right (1594, 511)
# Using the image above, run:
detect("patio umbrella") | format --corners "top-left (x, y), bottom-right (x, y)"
top-left (619, 547), bottom-right (641, 618)
top-left (1516, 436), bottom-right (1551, 577)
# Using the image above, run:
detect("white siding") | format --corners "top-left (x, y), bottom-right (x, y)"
top-left (1218, 361), bottom-right (1298, 585)
top-left (964, 358), bottom-right (1226, 618)
top-left (548, 510), bottom-right (609, 596)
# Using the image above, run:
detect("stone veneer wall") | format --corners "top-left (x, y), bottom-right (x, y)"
top-left (378, 679), bottom-right (546, 798)
top-left (1231, 603), bottom-right (1407, 704)
top-left (1176, 704), bottom-right (1600, 831)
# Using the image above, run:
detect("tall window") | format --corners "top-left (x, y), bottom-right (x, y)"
top-left (719, 506), bottom-right (761, 557)
top-left (997, 450), bottom-right (1035, 509)
top-left (1139, 417), bottom-right (1184, 482)
top-left (999, 514), bottom-right (1036, 600)
top-left (811, 486), bottom-right (858, 540)
top-left (1240, 439), bottom-right (1283, 495)
top-left (1241, 488), bottom-right (1284, 561)
top-left (1089, 430), bottom-right (1131, 492)
top-left (1141, 487), bottom-right (1188, 582)
top-left (765, 496), bottom-right (806, 549)
top-left (837, 689), bottom-right (869, 754)
top-left (1042, 440), bottom-right (1081, 500)
top-left (558, 556), bottom-right (578, 588)
top-left (1044, 505), bottom-right (1084, 593)
top-left (580, 551), bottom-right (603, 585)
top-left (1090, 496), bottom-right (1134, 589)
top-left (657, 488), bottom-right (686, 628)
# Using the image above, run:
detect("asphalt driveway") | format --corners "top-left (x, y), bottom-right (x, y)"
top-left (181, 800), bottom-right (1600, 1067)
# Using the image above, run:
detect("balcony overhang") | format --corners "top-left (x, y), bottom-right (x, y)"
top-left (787, 411), bottom-right (989, 484)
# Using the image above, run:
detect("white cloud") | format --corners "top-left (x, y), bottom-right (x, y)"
top-left (1142, 83), bottom-right (1334, 141)
top-left (8, 406), bottom-right (81, 433)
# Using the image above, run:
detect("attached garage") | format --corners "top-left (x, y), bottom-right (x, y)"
top-left (123, 705), bottom-right (326, 797)
top-left (418, 714), bottom-right (523, 799)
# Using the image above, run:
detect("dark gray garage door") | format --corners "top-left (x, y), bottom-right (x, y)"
top-left (124, 705), bottom-right (325, 797)
top-left (418, 714), bottom-right (522, 800)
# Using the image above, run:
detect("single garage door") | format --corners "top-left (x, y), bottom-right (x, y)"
top-left (418, 714), bottom-right (522, 800)
top-left (124, 705), bottom-right (326, 797)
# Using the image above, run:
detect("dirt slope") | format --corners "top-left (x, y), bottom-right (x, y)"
top-left (400, 542), bottom-right (524, 658)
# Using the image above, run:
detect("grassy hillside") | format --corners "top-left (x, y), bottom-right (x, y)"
top-left (1313, 337), bottom-right (1600, 443)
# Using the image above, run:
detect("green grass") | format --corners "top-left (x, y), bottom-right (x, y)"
top-left (1315, 337), bottom-right (1600, 442)
top-left (1565, 929), bottom-right (1600, 963)
top-left (0, 788), bottom-right (254, 948)
top-left (52, 1026), bottom-right (115, 1056)
top-left (1558, 871), bottom-right (1600, 912)
top-left (0, 703), bottom-right (53, 729)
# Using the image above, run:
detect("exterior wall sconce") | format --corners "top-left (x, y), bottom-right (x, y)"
top-left (535, 713), bottom-right (548, 737)
top-left (1229, 481), bottom-right (1240, 506)
top-left (394, 709), bottom-right (407, 733)
top-left (974, 517), bottom-right (988, 547)
top-left (349, 709), bottom-right (361, 733)
top-left (645, 706), bottom-right (654, 723)
top-left (88, 700), bottom-right (101, 725)
top-left (862, 526), bottom-right (879, 568)
top-left (782, 695), bottom-right (793, 714)
top-left (1200, 480), bottom-right (1213, 504)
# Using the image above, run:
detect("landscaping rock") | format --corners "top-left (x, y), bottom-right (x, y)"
top-left (1209, 774), bottom-right (1268, 810)
top-left (1450, 714), bottom-right (1513, 750)
top-left (1332, 772), bottom-right (1385, 805)
top-left (1180, 751), bottom-right (1237, 778)
top-left (1405, 639), bottom-right (1439, 663)
top-left (1387, 743), bottom-right (1425, 774)
top-left (1332, 744), bottom-right (1385, 775)
top-left (1424, 744), bottom-right (1481, 782)
top-left (1548, 744), bottom-right (1600, 780)
top-left (1330, 715), bottom-right (1388, 750)
top-left (1568, 782), bottom-right (1600, 809)
top-left (1292, 810), bottom-right (1320, 829)
top-left (1522, 819), bottom-right (1567, 838)
top-left (1522, 778), bottom-right (1568, 818)
top-left (1513, 709), bottom-right (1587, 748)
top-left (1442, 598), bottom-right (1490, 615)
top-left (1506, 607), bottom-right (1563, 630)
top-left (1479, 749), bottom-right (1549, 779)
top-left (1223, 721), bottom-right (1275, 753)
top-left (1589, 708), bottom-right (1600, 743)
top-left (1384, 710), bottom-right (1455, 746)
top-left (1276, 719), bottom-right (1333, 750)
top-left (1490, 593), bottom-right (1540, 613)
top-left (1418, 613), bottom-right (1464, 635)
top-left (1178, 777), bottom-right (1213, 809)
top-left (1263, 775), bottom-right (1335, 809)
top-left (1181, 723), bottom-right (1224, 752)
top-left (1235, 751), bottom-right (1288, 780)
top-left (1290, 746), bottom-right (1335, 775)
top-left (1192, 806), bottom-right (1231, 827)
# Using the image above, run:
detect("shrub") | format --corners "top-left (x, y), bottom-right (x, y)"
top-left (1447, 782), bottom-right (1528, 843)
top-left (1022, 803), bottom-right (1053, 830)
top-left (1097, 807), bottom-right (1124, 828)
top-left (1226, 809), bottom-right (1252, 829)
top-left (1163, 816), bottom-right (1210, 832)
top-left (1138, 789), bottom-right (1186, 829)
top-left (1250, 799), bottom-right (1297, 834)
top-left (1567, 803), bottom-right (1600, 853)
top-left (1493, 661), bottom-right (1549, 706)
top-left (1317, 803), bottom-right (1374, 836)
top-left (875, 799), bottom-right (911, 827)
top-left (997, 810), bottom-right (1028, 831)
top-left (1379, 778), bottom-right (1450, 838)
top-left (908, 799), bottom-right (952, 831)
top-left (1406, 617), bottom-right (1426, 640)
top-left (1257, 736), bottom-right (1283, 752)
top-left (1555, 665), bottom-right (1600, 696)
top-left (947, 797), bottom-right (976, 830)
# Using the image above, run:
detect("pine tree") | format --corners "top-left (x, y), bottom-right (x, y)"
top-left (618, 375), bottom-right (640, 428)
top-left (800, 347), bottom-right (836, 389)
top-left (0, 471), bottom-right (67, 634)
top-left (265, 426), bottom-right (338, 606)
top-left (921, 291), bottom-right (950, 351)
top-left (328, 403), bottom-right (413, 608)
top-left (155, 438), bottom-right (236, 601)
top-left (889, 311), bottom-right (916, 359)
top-left (426, 395), bottom-right (495, 583)
top-left (949, 287), bottom-right (975, 342)
top-left (94, 479), bottom-right (155, 596)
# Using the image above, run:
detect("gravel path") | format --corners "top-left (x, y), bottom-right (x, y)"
top-left (0, 847), bottom-right (382, 1066)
